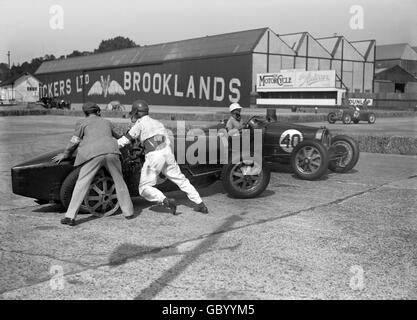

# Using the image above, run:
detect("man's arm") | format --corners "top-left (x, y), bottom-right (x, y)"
top-left (226, 118), bottom-right (243, 136)
top-left (117, 121), bottom-right (142, 148)
top-left (52, 124), bottom-right (83, 163)
top-left (110, 122), bottom-right (122, 139)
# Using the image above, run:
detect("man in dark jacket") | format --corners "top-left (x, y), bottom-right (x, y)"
top-left (52, 102), bottom-right (134, 226)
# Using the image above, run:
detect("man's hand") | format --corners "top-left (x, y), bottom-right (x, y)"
top-left (52, 153), bottom-right (67, 164)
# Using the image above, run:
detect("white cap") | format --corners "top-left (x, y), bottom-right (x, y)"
top-left (229, 103), bottom-right (242, 113)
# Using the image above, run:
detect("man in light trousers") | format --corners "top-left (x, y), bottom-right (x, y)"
top-left (53, 102), bottom-right (134, 226)
top-left (117, 100), bottom-right (208, 215)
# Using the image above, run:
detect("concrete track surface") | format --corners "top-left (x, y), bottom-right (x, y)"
top-left (0, 116), bottom-right (416, 299)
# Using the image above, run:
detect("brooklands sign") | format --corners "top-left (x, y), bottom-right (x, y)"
top-left (37, 55), bottom-right (251, 107)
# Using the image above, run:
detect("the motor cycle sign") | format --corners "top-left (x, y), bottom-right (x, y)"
top-left (257, 70), bottom-right (336, 91)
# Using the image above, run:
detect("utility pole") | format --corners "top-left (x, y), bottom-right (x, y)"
top-left (7, 51), bottom-right (11, 69)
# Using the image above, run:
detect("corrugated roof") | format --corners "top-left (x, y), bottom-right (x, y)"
top-left (375, 68), bottom-right (388, 74)
top-left (376, 43), bottom-right (417, 60)
top-left (374, 65), bottom-right (417, 82)
top-left (0, 72), bottom-right (39, 87)
top-left (36, 28), bottom-right (268, 75)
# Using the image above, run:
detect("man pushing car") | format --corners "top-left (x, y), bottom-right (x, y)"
top-left (52, 102), bottom-right (134, 226)
top-left (117, 99), bottom-right (209, 215)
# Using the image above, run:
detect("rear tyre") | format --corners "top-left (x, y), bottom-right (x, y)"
top-left (291, 140), bottom-right (329, 180)
top-left (368, 113), bottom-right (376, 124)
top-left (342, 114), bottom-right (352, 124)
top-left (327, 112), bottom-right (337, 124)
top-left (221, 161), bottom-right (270, 198)
top-left (328, 135), bottom-right (360, 173)
top-left (60, 169), bottom-right (120, 216)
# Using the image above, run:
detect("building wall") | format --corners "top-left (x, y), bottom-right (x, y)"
top-left (405, 82), bottom-right (417, 94)
top-left (374, 80), bottom-right (394, 93)
top-left (0, 75), bottom-right (40, 102)
top-left (37, 55), bottom-right (252, 107)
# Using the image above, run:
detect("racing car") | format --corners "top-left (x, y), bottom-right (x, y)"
top-left (214, 116), bottom-right (360, 181)
top-left (11, 126), bottom-right (272, 216)
top-left (327, 104), bottom-right (376, 124)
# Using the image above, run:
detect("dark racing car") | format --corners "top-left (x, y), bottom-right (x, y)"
top-left (214, 116), bottom-right (360, 181)
top-left (327, 104), bottom-right (376, 124)
top-left (11, 127), bottom-right (272, 216)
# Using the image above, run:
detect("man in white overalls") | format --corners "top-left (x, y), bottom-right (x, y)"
top-left (117, 100), bottom-right (209, 215)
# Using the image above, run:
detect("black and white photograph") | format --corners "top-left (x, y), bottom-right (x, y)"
top-left (0, 0), bottom-right (416, 305)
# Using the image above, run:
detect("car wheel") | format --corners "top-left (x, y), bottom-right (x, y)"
top-left (329, 135), bottom-right (360, 173)
top-left (221, 160), bottom-right (270, 198)
top-left (342, 114), bottom-right (352, 124)
top-left (60, 169), bottom-right (120, 217)
top-left (368, 113), bottom-right (376, 124)
top-left (291, 140), bottom-right (329, 180)
top-left (327, 112), bottom-right (337, 124)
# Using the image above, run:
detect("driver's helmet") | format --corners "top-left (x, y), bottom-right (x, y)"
top-left (229, 103), bottom-right (242, 113)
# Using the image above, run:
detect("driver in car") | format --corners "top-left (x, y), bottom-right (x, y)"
top-left (226, 103), bottom-right (244, 136)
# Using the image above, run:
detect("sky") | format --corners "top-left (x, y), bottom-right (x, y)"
top-left (1, 0), bottom-right (416, 65)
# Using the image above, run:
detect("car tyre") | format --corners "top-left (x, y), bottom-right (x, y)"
top-left (221, 161), bottom-right (270, 198)
top-left (328, 135), bottom-right (360, 173)
top-left (60, 168), bottom-right (120, 216)
top-left (291, 140), bottom-right (329, 180)
top-left (327, 112), bottom-right (337, 124)
top-left (342, 114), bottom-right (352, 124)
top-left (368, 113), bottom-right (376, 124)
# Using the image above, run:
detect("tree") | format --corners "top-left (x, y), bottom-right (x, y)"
top-left (67, 50), bottom-right (91, 58)
top-left (0, 63), bottom-right (10, 82)
top-left (94, 36), bottom-right (137, 53)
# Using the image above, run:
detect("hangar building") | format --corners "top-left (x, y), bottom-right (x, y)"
top-left (35, 28), bottom-right (375, 108)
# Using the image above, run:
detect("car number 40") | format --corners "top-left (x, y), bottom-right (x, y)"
top-left (279, 129), bottom-right (303, 153)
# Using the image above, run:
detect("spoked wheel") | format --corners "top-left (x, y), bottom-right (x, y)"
top-left (342, 114), bottom-right (352, 124)
top-left (291, 140), bottom-right (329, 180)
top-left (329, 135), bottom-right (360, 173)
top-left (222, 160), bottom-right (270, 198)
top-left (327, 112), bottom-right (337, 124)
top-left (82, 170), bottom-right (120, 217)
top-left (368, 113), bottom-right (376, 124)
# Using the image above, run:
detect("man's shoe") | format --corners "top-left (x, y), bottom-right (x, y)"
top-left (195, 202), bottom-right (209, 214)
top-left (163, 198), bottom-right (177, 215)
top-left (125, 215), bottom-right (135, 220)
top-left (61, 217), bottom-right (76, 226)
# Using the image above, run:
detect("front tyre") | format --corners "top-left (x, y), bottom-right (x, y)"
top-left (342, 114), bottom-right (352, 124)
top-left (221, 161), bottom-right (270, 198)
top-left (291, 140), bottom-right (329, 180)
top-left (60, 169), bottom-right (120, 216)
top-left (328, 135), bottom-right (360, 173)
